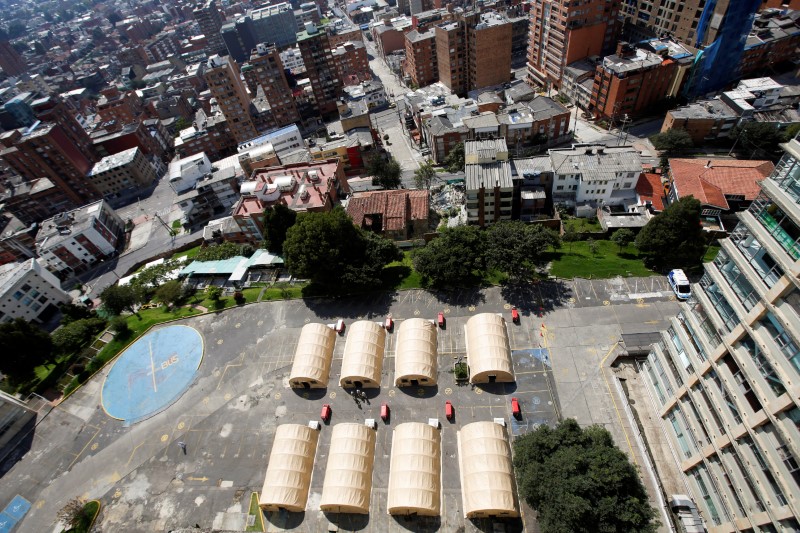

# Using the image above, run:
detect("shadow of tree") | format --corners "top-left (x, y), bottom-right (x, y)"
top-left (499, 280), bottom-right (573, 315)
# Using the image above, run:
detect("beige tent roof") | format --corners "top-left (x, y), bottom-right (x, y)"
top-left (465, 313), bottom-right (514, 383)
top-left (319, 423), bottom-right (377, 514)
top-left (394, 318), bottom-right (438, 386)
top-left (387, 422), bottom-right (441, 516)
top-left (289, 323), bottom-right (336, 387)
top-left (339, 320), bottom-right (386, 387)
top-left (259, 424), bottom-right (319, 512)
top-left (457, 421), bottom-right (519, 518)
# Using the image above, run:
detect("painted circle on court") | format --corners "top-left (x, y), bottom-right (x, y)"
top-left (443, 308), bottom-right (450, 314)
top-left (101, 325), bottom-right (203, 424)
top-left (235, 323), bottom-right (241, 328)
top-left (161, 434), bottom-right (169, 442)
top-left (274, 392), bottom-right (281, 400)
top-left (217, 339), bottom-right (223, 345)
top-left (388, 389), bottom-right (396, 397)
top-left (417, 388), bottom-right (425, 396)
top-left (444, 387), bottom-right (452, 395)
top-left (603, 300), bottom-right (610, 306)
top-left (475, 387), bottom-right (483, 395)
top-left (503, 303), bottom-right (511, 309)
top-left (329, 391), bottom-right (336, 399)
top-left (468, 306), bottom-right (476, 311)
top-left (414, 309), bottom-right (420, 316)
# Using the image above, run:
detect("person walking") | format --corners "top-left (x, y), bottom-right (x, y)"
top-left (177, 441), bottom-right (187, 454)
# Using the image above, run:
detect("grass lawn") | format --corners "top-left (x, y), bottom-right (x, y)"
top-left (171, 245), bottom-right (201, 261)
top-left (563, 218), bottom-right (603, 232)
top-left (549, 240), bottom-right (654, 279)
top-left (246, 492), bottom-right (265, 532)
top-left (34, 362), bottom-right (56, 381)
top-left (241, 287), bottom-right (262, 303)
top-left (382, 251), bottom-right (423, 289)
top-left (262, 285), bottom-right (305, 301)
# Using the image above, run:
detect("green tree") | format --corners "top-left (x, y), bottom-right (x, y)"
top-left (173, 116), bottom-right (192, 132)
top-left (6, 21), bottom-right (27, 39)
top-left (649, 128), bottom-right (694, 152)
top-left (109, 316), bottom-right (130, 338)
top-left (413, 160), bottom-right (436, 190)
top-left (368, 155), bottom-right (402, 189)
top-left (107, 11), bottom-right (122, 26)
top-left (0, 319), bottom-right (53, 385)
top-left (283, 207), bottom-right (401, 288)
top-left (587, 237), bottom-right (599, 255)
top-left (485, 221), bottom-right (560, 280)
top-left (51, 317), bottom-right (107, 355)
top-left (263, 204), bottom-right (297, 253)
top-left (562, 226), bottom-right (579, 252)
top-left (56, 498), bottom-right (88, 531)
top-left (99, 284), bottom-right (143, 316)
top-left (443, 142), bottom-right (465, 173)
top-left (610, 228), bottom-right (635, 252)
top-left (131, 259), bottom-right (180, 289)
top-left (206, 286), bottom-right (222, 302)
top-left (636, 196), bottom-right (706, 269)
top-left (58, 302), bottom-right (94, 325)
top-left (412, 225), bottom-right (486, 287)
top-left (514, 419), bottom-right (658, 533)
top-left (154, 280), bottom-right (184, 307)
top-left (195, 242), bottom-right (249, 262)
top-left (729, 122), bottom-right (786, 159)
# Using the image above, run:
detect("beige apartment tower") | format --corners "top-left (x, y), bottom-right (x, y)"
top-left (204, 55), bottom-right (258, 144)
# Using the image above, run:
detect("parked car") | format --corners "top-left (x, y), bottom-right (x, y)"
top-left (667, 269), bottom-right (691, 300)
top-left (511, 397), bottom-right (521, 419)
top-left (511, 307), bottom-right (520, 324)
top-left (321, 404), bottom-right (332, 422)
top-left (437, 312), bottom-right (445, 328)
top-left (335, 319), bottom-right (346, 334)
top-left (445, 400), bottom-right (454, 420)
top-left (380, 402), bottom-right (389, 422)
top-left (384, 315), bottom-right (393, 332)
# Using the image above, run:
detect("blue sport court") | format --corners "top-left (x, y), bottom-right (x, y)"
top-left (102, 325), bottom-right (204, 425)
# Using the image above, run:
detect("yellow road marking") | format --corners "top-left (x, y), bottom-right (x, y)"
top-left (67, 424), bottom-right (101, 469)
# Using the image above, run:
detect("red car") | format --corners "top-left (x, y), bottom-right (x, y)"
top-left (511, 397), bottom-right (521, 418)
top-left (445, 400), bottom-right (454, 420)
top-left (321, 403), bottom-right (332, 422)
top-left (437, 312), bottom-right (446, 328)
top-left (384, 316), bottom-right (393, 332)
top-left (511, 307), bottom-right (520, 324)
top-left (334, 319), bottom-right (345, 335)
top-left (380, 402), bottom-right (389, 422)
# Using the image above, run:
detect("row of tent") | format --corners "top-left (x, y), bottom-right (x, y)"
top-left (259, 420), bottom-right (519, 518)
top-left (288, 313), bottom-right (516, 389)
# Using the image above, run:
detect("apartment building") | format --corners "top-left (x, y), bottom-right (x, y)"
top-left (404, 29), bottom-right (438, 88)
top-left (87, 147), bottom-right (158, 199)
top-left (297, 23), bottom-right (343, 117)
top-left (640, 136), bottom-right (800, 532)
top-left (96, 87), bottom-right (142, 126)
top-left (0, 39), bottom-right (27, 76)
top-left (242, 43), bottom-right (301, 128)
top-left (0, 258), bottom-right (68, 324)
top-left (249, 3), bottom-right (299, 49)
top-left (465, 138), bottom-right (513, 226)
top-left (204, 55), bottom-right (258, 145)
top-left (193, 0), bottom-right (226, 56)
top-left (548, 144), bottom-right (641, 207)
top-left (331, 41), bottom-right (370, 86)
top-left (740, 9), bottom-right (800, 80)
top-left (589, 42), bottom-right (677, 121)
top-left (527, 0), bottom-right (619, 91)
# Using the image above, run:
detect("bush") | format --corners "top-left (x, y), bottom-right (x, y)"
top-left (454, 361), bottom-right (468, 380)
top-left (109, 316), bottom-right (130, 338)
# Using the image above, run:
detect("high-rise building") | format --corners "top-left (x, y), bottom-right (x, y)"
top-left (31, 96), bottom-right (100, 163)
top-left (0, 40), bottom-right (27, 76)
top-left (404, 29), bottom-right (439, 88)
top-left (0, 124), bottom-right (101, 208)
top-left (297, 23), bottom-right (342, 118)
top-left (204, 55), bottom-right (258, 144)
top-left (221, 19), bottom-right (256, 63)
top-left (526, 0), bottom-right (619, 91)
top-left (249, 3), bottom-right (299, 49)
top-left (193, 0), bottom-right (226, 57)
top-left (436, 12), bottom-right (512, 95)
top-left (640, 135), bottom-right (800, 532)
top-left (242, 43), bottom-right (301, 128)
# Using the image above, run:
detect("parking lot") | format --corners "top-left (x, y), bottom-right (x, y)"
top-left (0, 278), bottom-right (679, 532)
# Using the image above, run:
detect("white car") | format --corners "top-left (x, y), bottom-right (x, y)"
top-left (668, 269), bottom-right (691, 300)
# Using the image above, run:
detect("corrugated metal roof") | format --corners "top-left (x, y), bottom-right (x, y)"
top-left (465, 161), bottom-right (512, 191)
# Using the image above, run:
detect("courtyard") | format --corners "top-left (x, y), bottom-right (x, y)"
top-left (0, 277), bottom-right (680, 532)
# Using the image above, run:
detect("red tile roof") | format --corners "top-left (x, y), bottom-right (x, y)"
top-left (346, 190), bottom-right (429, 232)
top-left (635, 173), bottom-right (667, 212)
top-left (669, 158), bottom-right (774, 210)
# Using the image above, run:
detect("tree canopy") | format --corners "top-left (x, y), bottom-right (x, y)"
top-left (729, 122), bottom-right (791, 160)
top-left (443, 142), bottom-right (465, 172)
top-left (0, 319), bottom-right (53, 385)
top-left (51, 317), bottom-right (107, 355)
top-left (195, 242), bottom-right (252, 262)
top-left (263, 204), bottom-right (297, 253)
top-left (413, 160), bottom-right (437, 190)
top-left (513, 419), bottom-right (658, 533)
top-left (368, 155), bottom-right (402, 189)
top-left (153, 280), bottom-right (184, 307)
top-left (649, 129), bottom-right (694, 153)
top-left (283, 207), bottom-right (401, 288)
top-left (485, 221), bottom-right (560, 280)
top-left (412, 225), bottom-right (486, 286)
top-left (635, 196), bottom-right (706, 269)
top-left (130, 259), bottom-right (181, 289)
top-left (99, 284), bottom-right (144, 316)
top-left (610, 228), bottom-right (635, 252)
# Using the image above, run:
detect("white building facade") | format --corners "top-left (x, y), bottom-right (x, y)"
top-left (0, 258), bottom-right (69, 324)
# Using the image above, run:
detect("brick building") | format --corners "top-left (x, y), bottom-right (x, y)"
top-left (297, 24), bottom-right (343, 118)
top-left (332, 41), bottom-right (371, 86)
top-left (204, 55), bottom-right (258, 144)
top-left (740, 9), bottom-right (800, 79)
top-left (346, 189), bottom-right (430, 240)
top-left (96, 87), bottom-right (143, 126)
top-left (527, 0), bottom-right (618, 91)
top-left (242, 43), bottom-right (301, 128)
top-left (87, 147), bottom-right (159, 199)
top-left (193, 0), bottom-right (227, 56)
top-left (589, 42), bottom-right (678, 121)
top-left (404, 29), bottom-right (438, 88)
